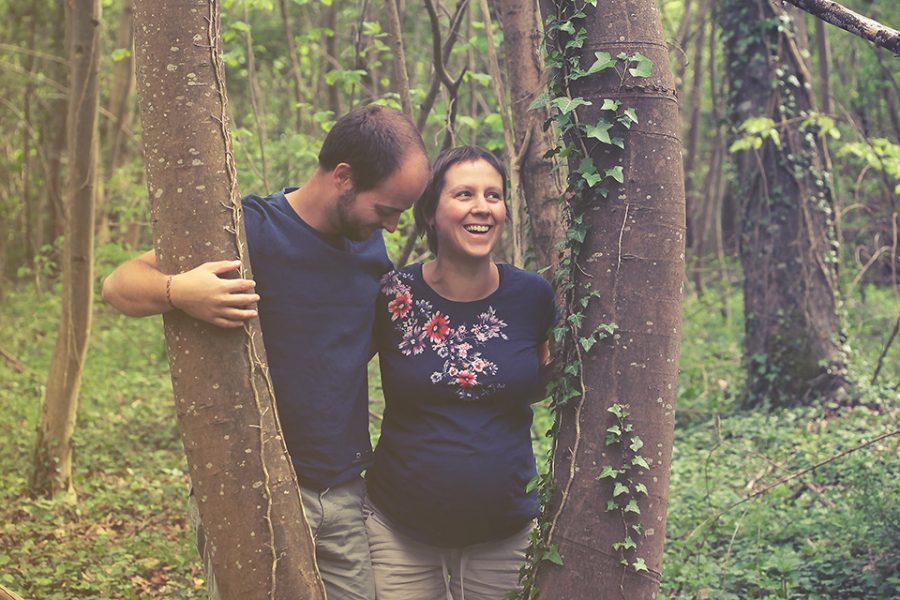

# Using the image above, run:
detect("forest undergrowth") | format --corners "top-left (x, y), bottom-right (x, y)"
top-left (0, 254), bottom-right (897, 599)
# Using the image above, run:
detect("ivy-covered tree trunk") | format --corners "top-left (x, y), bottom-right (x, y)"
top-left (132, 1), bottom-right (325, 597)
top-left (30, 0), bottom-right (101, 499)
top-left (533, 1), bottom-right (684, 598)
top-left (720, 0), bottom-right (849, 407)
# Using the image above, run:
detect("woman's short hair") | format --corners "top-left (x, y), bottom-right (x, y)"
top-left (318, 105), bottom-right (425, 191)
top-left (413, 146), bottom-right (508, 254)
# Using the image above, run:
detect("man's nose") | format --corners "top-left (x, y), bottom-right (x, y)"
top-left (382, 214), bottom-right (401, 233)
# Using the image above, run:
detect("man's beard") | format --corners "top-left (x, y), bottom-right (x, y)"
top-left (336, 190), bottom-right (372, 242)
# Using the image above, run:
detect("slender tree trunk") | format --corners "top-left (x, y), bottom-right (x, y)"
top-left (815, 18), bottom-right (833, 114)
top-left (278, 0), bottom-right (306, 130)
top-left (534, 1), bottom-right (684, 597)
top-left (682, 0), bottom-right (708, 250)
top-left (385, 0), bottom-right (413, 117)
top-left (132, 1), bottom-right (325, 598)
top-left (497, 0), bottom-right (564, 276)
top-left (720, 0), bottom-right (849, 406)
top-left (30, 0), bottom-right (101, 499)
top-left (324, 2), bottom-right (340, 115)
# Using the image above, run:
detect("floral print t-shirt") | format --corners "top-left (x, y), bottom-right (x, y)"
top-left (366, 262), bottom-right (557, 547)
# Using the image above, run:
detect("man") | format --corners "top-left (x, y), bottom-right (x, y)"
top-left (102, 105), bottom-right (430, 600)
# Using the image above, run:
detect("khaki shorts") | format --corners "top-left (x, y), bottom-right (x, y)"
top-left (189, 476), bottom-right (375, 600)
top-left (363, 497), bottom-right (532, 600)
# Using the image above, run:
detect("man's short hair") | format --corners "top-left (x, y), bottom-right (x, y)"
top-left (318, 105), bottom-right (426, 191)
top-left (414, 146), bottom-right (508, 255)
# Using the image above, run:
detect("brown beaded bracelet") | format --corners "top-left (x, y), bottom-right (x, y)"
top-left (165, 275), bottom-right (175, 309)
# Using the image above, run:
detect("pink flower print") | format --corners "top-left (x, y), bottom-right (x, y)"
top-left (425, 311), bottom-right (450, 343)
top-left (457, 342), bottom-right (472, 358)
top-left (472, 358), bottom-right (487, 373)
top-left (448, 366), bottom-right (458, 377)
top-left (456, 371), bottom-right (477, 387)
top-left (388, 291), bottom-right (412, 321)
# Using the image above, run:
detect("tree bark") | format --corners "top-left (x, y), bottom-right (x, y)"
top-left (30, 0), bottom-right (101, 499)
top-left (385, 0), bottom-right (413, 117)
top-left (132, 1), bottom-right (325, 598)
top-left (534, 1), bottom-right (684, 598)
top-left (720, 0), bottom-right (849, 406)
top-left (497, 0), bottom-right (564, 277)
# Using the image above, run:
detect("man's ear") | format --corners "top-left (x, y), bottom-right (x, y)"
top-left (331, 162), bottom-right (355, 192)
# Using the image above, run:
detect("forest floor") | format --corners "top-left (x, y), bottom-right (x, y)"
top-left (1, 260), bottom-right (897, 599)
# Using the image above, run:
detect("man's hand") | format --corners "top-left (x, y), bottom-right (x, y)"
top-left (169, 260), bottom-right (259, 328)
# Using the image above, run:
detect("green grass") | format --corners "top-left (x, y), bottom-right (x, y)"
top-left (0, 270), bottom-right (896, 598)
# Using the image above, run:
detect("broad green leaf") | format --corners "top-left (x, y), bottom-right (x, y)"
top-left (552, 96), bottom-right (592, 115)
top-left (625, 499), bottom-right (641, 514)
top-left (628, 53), bottom-right (652, 78)
top-left (584, 120), bottom-right (613, 144)
top-left (605, 166), bottom-right (624, 183)
top-left (613, 482), bottom-right (629, 497)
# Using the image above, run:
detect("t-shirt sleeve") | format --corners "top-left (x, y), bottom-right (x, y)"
top-left (537, 275), bottom-right (560, 342)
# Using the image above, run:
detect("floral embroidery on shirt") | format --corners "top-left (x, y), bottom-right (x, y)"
top-left (381, 269), bottom-right (507, 400)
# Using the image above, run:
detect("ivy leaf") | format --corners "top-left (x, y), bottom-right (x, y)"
top-left (528, 91), bottom-right (550, 111)
top-left (543, 545), bottom-right (564, 566)
top-left (628, 52), bottom-right (652, 78)
top-left (567, 312), bottom-right (585, 327)
top-left (606, 499), bottom-right (618, 511)
top-left (613, 482), bottom-right (629, 497)
top-left (624, 107), bottom-right (639, 124)
top-left (605, 166), bottom-right (624, 183)
top-left (597, 465), bottom-right (619, 480)
top-left (634, 483), bottom-right (649, 495)
top-left (608, 404), bottom-right (626, 418)
top-left (558, 21), bottom-right (576, 35)
top-left (629, 436), bottom-right (644, 452)
top-left (584, 120), bottom-right (613, 144)
top-left (600, 98), bottom-right (621, 111)
top-left (606, 425), bottom-right (622, 436)
top-left (526, 475), bottom-right (541, 493)
top-left (583, 51), bottom-right (617, 77)
top-left (632, 557), bottom-right (649, 573)
top-left (624, 499), bottom-right (641, 514)
top-left (582, 171), bottom-right (603, 188)
top-left (622, 536), bottom-right (637, 550)
top-left (552, 96), bottom-right (591, 115)
top-left (579, 336), bottom-right (597, 352)
top-left (632, 455), bottom-right (650, 470)
top-left (611, 137), bottom-right (625, 149)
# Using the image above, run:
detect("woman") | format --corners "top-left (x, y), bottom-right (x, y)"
top-left (365, 146), bottom-right (557, 599)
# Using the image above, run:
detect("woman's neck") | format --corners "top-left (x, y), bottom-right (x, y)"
top-left (423, 255), bottom-right (499, 302)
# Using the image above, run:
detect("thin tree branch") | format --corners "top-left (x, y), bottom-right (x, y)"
top-left (780, 0), bottom-right (900, 54)
top-left (683, 428), bottom-right (900, 541)
top-left (871, 314), bottom-right (900, 385)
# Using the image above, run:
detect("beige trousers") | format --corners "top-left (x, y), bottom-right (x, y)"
top-left (364, 497), bottom-right (532, 600)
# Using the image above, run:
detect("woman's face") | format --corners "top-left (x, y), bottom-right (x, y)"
top-left (430, 159), bottom-right (506, 262)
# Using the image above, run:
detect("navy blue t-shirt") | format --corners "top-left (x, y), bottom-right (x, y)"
top-left (243, 190), bottom-right (392, 489)
top-left (368, 262), bottom-right (557, 547)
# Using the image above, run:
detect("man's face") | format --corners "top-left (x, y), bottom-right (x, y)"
top-left (336, 152), bottom-right (430, 241)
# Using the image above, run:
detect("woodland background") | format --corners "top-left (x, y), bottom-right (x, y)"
top-left (0, 0), bottom-right (898, 598)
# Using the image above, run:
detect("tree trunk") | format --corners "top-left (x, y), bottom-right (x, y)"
top-left (496, 0), bottom-right (564, 277)
top-left (132, 1), bottom-right (325, 598)
top-left (30, 0), bottom-right (101, 499)
top-left (682, 0), bottom-right (708, 250)
top-left (534, 1), bottom-right (684, 598)
top-left (720, 0), bottom-right (849, 406)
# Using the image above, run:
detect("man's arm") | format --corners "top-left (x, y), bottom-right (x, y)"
top-left (101, 250), bottom-right (259, 328)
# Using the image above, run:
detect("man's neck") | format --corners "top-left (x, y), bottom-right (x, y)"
top-left (285, 172), bottom-right (340, 235)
